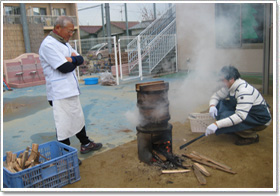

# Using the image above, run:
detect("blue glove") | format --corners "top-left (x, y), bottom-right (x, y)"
top-left (205, 123), bottom-right (218, 136)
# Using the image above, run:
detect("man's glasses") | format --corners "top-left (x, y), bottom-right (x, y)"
top-left (67, 30), bottom-right (75, 35)
top-left (62, 27), bottom-right (75, 35)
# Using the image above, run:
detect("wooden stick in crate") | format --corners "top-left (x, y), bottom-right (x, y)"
top-left (21, 151), bottom-right (29, 169)
top-left (5, 151), bottom-right (16, 173)
top-left (27, 144), bottom-right (39, 162)
top-left (12, 154), bottom-right (22, 172)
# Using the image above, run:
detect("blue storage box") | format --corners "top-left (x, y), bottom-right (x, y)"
top-left (84, 77), bottom-right (98, 85)
top-left (3, 141), bottom-right (80, 188)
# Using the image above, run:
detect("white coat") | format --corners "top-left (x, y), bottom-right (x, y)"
top-left (39, 35), bottom-right (84, 140)
top-left (39, 35), bottom-right (80, 101)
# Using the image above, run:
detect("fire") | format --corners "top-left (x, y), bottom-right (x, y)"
top-left (163, 141), bottom-right (171, 153)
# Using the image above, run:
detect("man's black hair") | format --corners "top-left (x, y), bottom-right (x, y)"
top-left (220, 65), bottom-right (241, 80)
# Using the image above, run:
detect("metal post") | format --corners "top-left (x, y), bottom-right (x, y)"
top-left (153, 3), bottom-right (156, 19)
top-left (74, 40), bottom-right (80, 80)
top-left (137, 35), bottom-right (143, 80)
top-left (125, 3), bottom-right (129, 36)
top-left (114, 37), bottom-right (119, 85)
top-left (118, 39), bottom-right (123, 80)
top-left (20, 3), bottom-right (31, 53)
top-left (101, 4), bottom-right (105, 37)
top-left (105, 3), bottom-right (112, 53)
top-left (262, 4), bottom-right (271, 95)
top-left (175, 34), bottom-right (178, 73)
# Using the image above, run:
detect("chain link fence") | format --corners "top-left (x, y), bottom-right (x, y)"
top-left (69, 37), bottom-right (119, 77)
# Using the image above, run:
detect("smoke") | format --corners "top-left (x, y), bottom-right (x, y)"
top-left (166, 3), bottom-right (239, 123)
top-left (124, 108), bottom-right (142, 128)
top-left (125, 4), bottom-right (248, 125)
top-left (168, 70), bottom-right (220, 123)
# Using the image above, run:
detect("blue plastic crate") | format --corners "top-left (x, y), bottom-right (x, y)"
top-left (3, 141), bottom-right (80, 188)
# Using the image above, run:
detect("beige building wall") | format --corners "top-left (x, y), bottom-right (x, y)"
top-left (3, 24), bottom-right (25, 60)
top-left (175, 3), bottom-right (273, 74)
top-left (3, 3), bottom-right (80, 60)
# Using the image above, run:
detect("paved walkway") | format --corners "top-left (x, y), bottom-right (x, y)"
top-left (3, 76), bottom-right (175, 161)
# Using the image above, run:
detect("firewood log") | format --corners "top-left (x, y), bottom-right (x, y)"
top-left (182, 154), bottom-right (237, 174)
top-left (193, 163), bottom-right (211, 177)
top-left (192, 151), bottom-right (232, 170)
top-left (27, 143), bottom-right (39, 162)
top-left (161, 169), bottom-right (190, 174)
top-left (6, 165), bottom-right (16, 173)
top-left (17, 158), bottom-right (22, 168)
top-left (18, 153), bottom-right (23, 158)
top-left (6, 151), bottom-right (12, 165)
top-left (12, 154), bottom-right (17, 163)
top-left (21, 151), bottom-right (29, 169)
top-left (28, 160), bottom-right (35, 168)
top-left (193, 165), bottom-right (206, 185)
top-left (13, 162), bottom-right (23, 172)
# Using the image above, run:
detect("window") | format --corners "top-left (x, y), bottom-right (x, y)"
top-left (5, 6), bottom-right (20, 15)
top-left (33, 7), bottom-right (47, 16)
top-left (53, 8), bottom-right (66, 16)
top-left (215, 3), bottom-right (265, 48)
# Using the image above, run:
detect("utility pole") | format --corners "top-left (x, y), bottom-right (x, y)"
top-left (101, 4), bottom-right (105, 37)
top-left (20, 3), bottom-right (31, 53)
top-left (105, 3), bottom-right (112, 53)
top-left (125, 3), bottom-right (128, 36)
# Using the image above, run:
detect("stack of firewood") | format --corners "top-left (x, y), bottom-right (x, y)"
top-left (4, 143), bottom-right (47, 173)
top-left (183, 151), bottom-right (237, 185)
top-left (160, 151), bottom-right (236, 185)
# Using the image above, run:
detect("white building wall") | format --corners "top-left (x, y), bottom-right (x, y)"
top-left (175, 3), bottom-right (273, 74)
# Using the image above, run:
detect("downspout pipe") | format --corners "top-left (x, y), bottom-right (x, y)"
top-left (262, 3), bottom-right (272, 95)
top-left (20, 3), bottom-right (31, 53)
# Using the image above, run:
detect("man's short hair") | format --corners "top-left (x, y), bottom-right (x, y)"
top-left (220, 65), bottom-right (241, 80)
top-left (54, 16), bottom-right (74, 28)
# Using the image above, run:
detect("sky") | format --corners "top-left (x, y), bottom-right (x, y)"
top-left (77, 2), bottom-right (171, 26)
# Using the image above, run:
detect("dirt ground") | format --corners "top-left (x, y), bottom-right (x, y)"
top-left (65, 93), bottom-right (274, 189)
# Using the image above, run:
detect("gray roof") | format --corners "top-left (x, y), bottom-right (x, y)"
top-left (129, 20), bottom-right (154, 30)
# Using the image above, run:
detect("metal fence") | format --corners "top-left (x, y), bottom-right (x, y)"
top-left (69, 37), bottom-right (118, 80)
top-left (3, 15), bottom-right (77, 26)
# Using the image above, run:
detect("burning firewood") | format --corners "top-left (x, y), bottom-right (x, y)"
top-left (152, 150), bottom-right (167, 162)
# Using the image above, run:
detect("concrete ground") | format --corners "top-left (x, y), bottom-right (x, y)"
top-left (2, 75), bottom-right (176, 161)
top-left (2, 72), bottom-right (275, 190)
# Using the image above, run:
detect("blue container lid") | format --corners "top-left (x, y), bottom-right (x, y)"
top-left (84, 77), bottom-right (98, 85)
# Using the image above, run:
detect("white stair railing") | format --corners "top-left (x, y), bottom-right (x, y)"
top-left (147, 20), bottom-right (176, 72)
top-left (127, 5), bottom-right (176, 73)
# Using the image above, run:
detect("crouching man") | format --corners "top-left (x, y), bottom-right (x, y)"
top-left (205, 65), bottom-right (271, 145)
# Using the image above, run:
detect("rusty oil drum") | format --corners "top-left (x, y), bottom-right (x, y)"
top-left (135, 81), bottom-right (170, 127)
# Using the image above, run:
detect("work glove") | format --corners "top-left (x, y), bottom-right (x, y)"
top-left (205, 123), bottom-right (218, 136)
top-left (209, 106), bottom-right (218, 119)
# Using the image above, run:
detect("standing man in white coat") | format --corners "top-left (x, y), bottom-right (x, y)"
top-left (39, 16), bottom-right (102, 164)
